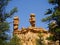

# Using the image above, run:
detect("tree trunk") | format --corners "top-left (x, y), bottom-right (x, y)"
top-left (59, 40), bottom-right (60, 45)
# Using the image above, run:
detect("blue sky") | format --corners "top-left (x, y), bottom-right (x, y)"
top-left (6, 0), bottom-right (53, 31)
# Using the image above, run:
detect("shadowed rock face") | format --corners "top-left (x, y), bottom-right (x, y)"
top-left (13, 13), bottom-right (51, 45)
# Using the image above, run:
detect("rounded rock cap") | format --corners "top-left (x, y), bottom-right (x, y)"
top-left (30, 13), bottom-right (35, 17)
top-left (14, 16), bottom-right (19, 19)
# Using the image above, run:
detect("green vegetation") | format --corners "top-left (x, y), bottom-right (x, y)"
top-left (7, 35), bottom-right (22, 45)
top-left (0, 0), bottom-right (17, 45)
top-left (42, 0), bottom-right (60, 45)
top-left (36, 32), bottom-right (45, 45)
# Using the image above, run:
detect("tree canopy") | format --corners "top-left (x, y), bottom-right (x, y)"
top-left (0, 0), bottom-right (17, 45)
top-left (42, 0), bottom-right (60, 45)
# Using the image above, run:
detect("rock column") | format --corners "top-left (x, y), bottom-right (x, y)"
top-left (13, 16), bottom-right (19, 34)
top-left (29, 13), bottom-right (36, 27)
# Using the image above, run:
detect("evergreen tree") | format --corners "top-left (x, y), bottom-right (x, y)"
top-left (8, 35), bottom-right (22, 45)
top-left (42, 0), bottom-right (60, 45)
top-left (0, 0), bottom-right (17, 45)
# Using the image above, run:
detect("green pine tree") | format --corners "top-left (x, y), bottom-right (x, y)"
top-left (8, 35), bottom-right (22, 45)
top-left (0, 0), bottom-right (17, 45)
top-left (42, 0), bottom-right (60, 45)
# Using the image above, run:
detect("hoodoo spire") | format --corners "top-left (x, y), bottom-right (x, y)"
top-left (29, 13), bottom-right (36, 27)
top-left (13, 16), bottom-right (19, 33)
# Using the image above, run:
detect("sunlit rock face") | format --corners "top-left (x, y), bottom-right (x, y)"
top-left (13, 13), bottom-right (51, 45)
